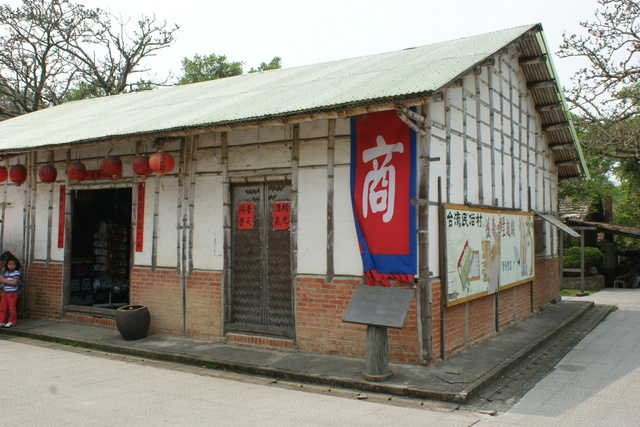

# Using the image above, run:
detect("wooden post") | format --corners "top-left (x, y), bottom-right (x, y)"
top-left (580, 229), bottom-right (586, 294)
top-left (343, 286), bottom-right (414, 382)
top-left (572, 226), bottom-right (595, 297)
top-left (363, 325), bottom-right (392, 381)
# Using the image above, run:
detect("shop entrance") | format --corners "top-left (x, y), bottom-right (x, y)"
top-left (69, 188), bottom-right (132, 308)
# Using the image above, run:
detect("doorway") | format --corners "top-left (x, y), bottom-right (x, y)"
top-left (69, 188), bottom-right (132, 308)
top-left (228, 181), bottom-right (293, 337)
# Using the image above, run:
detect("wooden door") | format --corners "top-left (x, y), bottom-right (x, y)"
top-left (228, 181), bottom-right (293, 336)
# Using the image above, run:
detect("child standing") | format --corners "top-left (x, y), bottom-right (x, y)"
top-left (0, 255), bottom-right (21, 327)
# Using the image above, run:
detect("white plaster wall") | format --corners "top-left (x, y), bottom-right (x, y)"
top-left (228, 142), bottom-right (291, 171)
top-left (428, 204), bottom-right (441, 277)
top-left (33, 183), bottom-right (57, 261)
top-left (300, 120), bottom-right (329, 140)
top-left (2, 183), bottom-right (26, 257)
top-left (154, 177), bottom-right (180, 268)
top-left (448, 134), bottom-right (465, 204)
top-left (333, 165), bottom-right (362, 276)
top-left (299, 138), bottom-right (327, 167)
top-left (192, 174), bottom-right (223, 270)
top-left (425, 49), bottom-right (565, 270)
top-left (297, 168), bottom-right (327, 274)
top-left (332, 125), bottom-right (361, 276)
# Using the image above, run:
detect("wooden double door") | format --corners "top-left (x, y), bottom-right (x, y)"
top-left (228, 181), bottom-right (293, 336)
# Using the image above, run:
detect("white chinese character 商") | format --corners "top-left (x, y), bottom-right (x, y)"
top-left (361, 135), bottom-right (404, 223)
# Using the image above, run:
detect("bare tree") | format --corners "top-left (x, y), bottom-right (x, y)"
top-left (0, 0), bottom-right (178, 119)
top-left (558, 0), bottom-right (640, 161)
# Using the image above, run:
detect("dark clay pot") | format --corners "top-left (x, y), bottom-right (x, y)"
top-left (115, 305), bottom-right (150, 340)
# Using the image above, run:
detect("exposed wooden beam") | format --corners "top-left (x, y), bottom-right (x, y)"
top-left (537, 103), bottom-right (563, 112)
top-left (543, 122), bottom-right (570, 131)
top-left (480, 58), bottom-right (495, 67)
top-left (527, 80), bottom-right (555, 90)
top-left (555, 160), bottom-right (579, 167)
top-left (549, 143), bottom-right (575, 151)
top-left (519, 55), bottom-right (546, 66)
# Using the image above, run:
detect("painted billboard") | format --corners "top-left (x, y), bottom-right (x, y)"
top-left (444, 204), bottom-right (534, 306)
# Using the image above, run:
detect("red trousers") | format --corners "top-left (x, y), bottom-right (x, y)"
top-left (0, 292), bottom-right (18, 324)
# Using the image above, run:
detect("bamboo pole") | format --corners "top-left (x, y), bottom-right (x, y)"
top-left (291, 124), bottom-right (299, 278)
top-left (418, 101), bottom-right (433, 363)
top-left (475, 68), bottom-right (485, 205)
top-left (462, 85), bottom-right (469, 204)
top-left (508, 59), bottom-right (517, 208)
top-left (188, 135), bottom-right (199, 275)
top-left (178, 137), bottom-right (189, 335)
top-left (221, 132), bottom-right (230, 333)
top-left (444, 89), bottom-right (451, 203)
top-left (326, 119), bottom-right (335, 284)
top-left (29, 152), bottom-right (37, 266)
top-left (438, 177), bottom-right (447, 360)
top-left (130, 143), bottom-right (142, 308)
top-left (62, 149), bottom-right (72, 309)
top-left (45, 150), bottom-right (55, 265)
top-left (498, 56), bottom-right (506, 207)
top-left (176, 139), bottom-right (186, 276)
top-left (489, 64), bottom-right (497, 205)
top-left (518, 88), bottom-right (524, 210)
top-left (151, 173), bottom-right (160, 273)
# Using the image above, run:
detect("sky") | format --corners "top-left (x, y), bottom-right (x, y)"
top-left (22, 0), bottom-right (604, 87)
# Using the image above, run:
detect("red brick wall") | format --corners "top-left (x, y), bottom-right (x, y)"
top-left (130, 267), bottom-right (221, 338)
top-left (533, 257), bottom-right (561, 310)
top-left (295, 276), bottom-right (421, 363)
top-left (24, 257), bottom-right (561, 365)
top-left (25, 261), bottom-right (63, 320)
top-left (185, 270), bottom-right (222, 339)
top-left (431, 257), bottom-right (560, 362)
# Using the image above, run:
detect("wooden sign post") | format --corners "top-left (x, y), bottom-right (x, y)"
top-left (343, 285), bottom-right (414, 382)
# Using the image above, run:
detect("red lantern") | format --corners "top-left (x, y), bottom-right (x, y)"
top-left (100, 156), bottom-right (122, 179)
top-left (67, 161), bottom-right (87, 181)
top-left (149, 150), bottom-right (174, 177)
top-left (133, 155), bottom-right (154, 180)
top-left (9, 164), bottom-right (27, 186)
top-left (38, 164), bottom-right (58, 183)
top-left (0, 166), bottom-right (7, 183)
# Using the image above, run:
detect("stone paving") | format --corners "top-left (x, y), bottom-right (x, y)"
top-left (477, 288), bottom-right (640, 426)
top-left (3, 288), bottom-right (639, 425)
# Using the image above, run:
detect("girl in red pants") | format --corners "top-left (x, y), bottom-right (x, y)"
top-left (0, 255), bottom-right (21, 327)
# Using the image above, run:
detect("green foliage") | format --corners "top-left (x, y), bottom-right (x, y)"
top-left (559, 118), bottom-right (618, 209)
top-left (178, 53), bottom-right (243, 85)
top-left (558, 1), bottom-right (640, 253)
top-left (563, 246), bottom-right (603, 269)
top-left (249, 57), bottom-right (282, 73)
top-left (177, 54), bottom-right (282, 85)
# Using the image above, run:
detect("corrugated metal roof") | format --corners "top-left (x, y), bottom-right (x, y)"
top-left (0, 24), bottom-right (537, 151)
top-left (0, 23), bottom-right (586, 179)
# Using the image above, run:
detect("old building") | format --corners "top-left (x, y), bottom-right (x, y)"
top-left (0, 23), bottom-right (586, 364)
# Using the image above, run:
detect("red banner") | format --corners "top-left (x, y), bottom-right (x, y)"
top-left (135, 182), bottom-right (145, 252)
top-left (57, 185), bottom-right (66, 248)
top-left (350, 110), bottom-right (417, 283)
